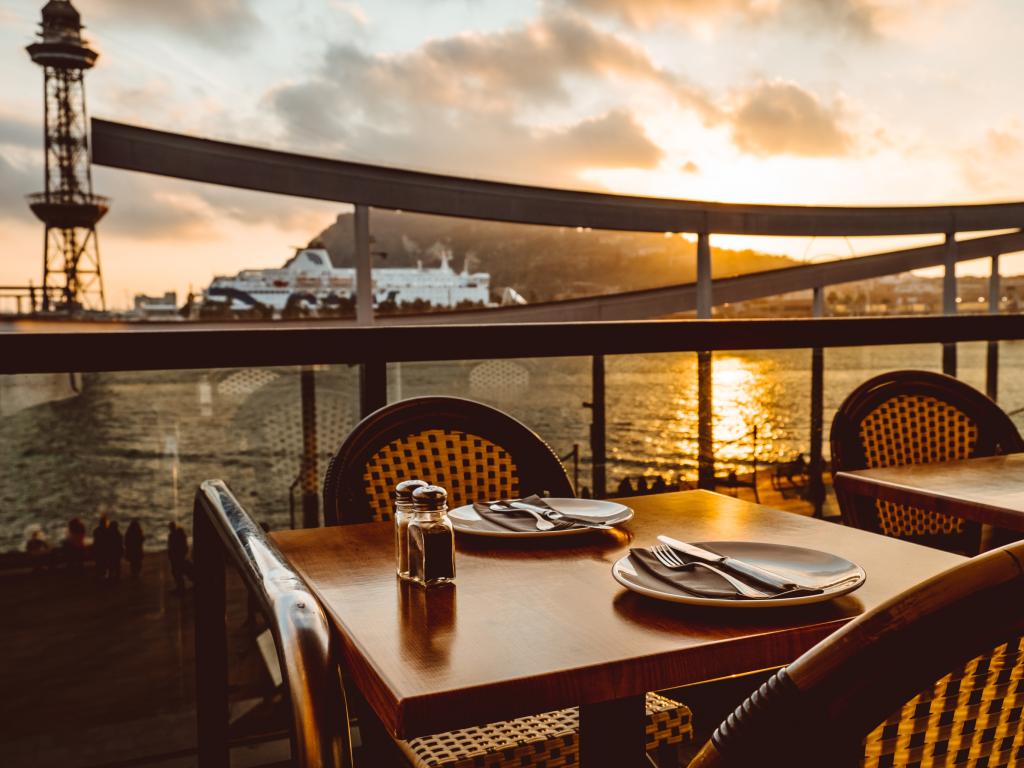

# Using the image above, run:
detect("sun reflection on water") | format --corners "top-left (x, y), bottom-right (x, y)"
top-left (657, 353), bottom-right (790, 480)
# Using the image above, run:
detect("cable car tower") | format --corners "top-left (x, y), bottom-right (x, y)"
top-left (26, 0), bottom-right (108, 312)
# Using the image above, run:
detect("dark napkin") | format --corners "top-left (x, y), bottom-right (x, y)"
top-left (471, 495), bottom-right (578, 533)
top-left (627, 547), bottom-right (745, 599)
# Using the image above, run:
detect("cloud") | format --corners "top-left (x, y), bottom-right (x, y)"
top-left (543, 110), bottom-right (663, 170)
top-left (266, 13), bottom-right (707, 183)
top-left (93, 172), bottom-right (330, 241)
top-left (0, 154), bottom-right (37, 223)
top-left (959, 123), bottom-right (1024, 198)
top-left (307, 12), bottom-right (714, 118)
top-left (0, 115), bottom-right (39, 150)
top-left (729, 80), bottom-right (852, 157)
top-left (87, 0), bottom-right (261, 49)
top-left (556, 0), bottom-right (948, 39)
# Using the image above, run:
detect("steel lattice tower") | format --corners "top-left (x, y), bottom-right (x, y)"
top-left (26, 0), bottom-right (107, 313)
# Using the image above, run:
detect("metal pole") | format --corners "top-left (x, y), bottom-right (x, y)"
top-left (354, 205), bottom-right (382, 419)
top-left (194, 504), bottom-right (229, 768)
top-left (696, 230), bottom-right (712, 320)
top-left (300, 366), bottom-right (320, 528)
top-left (808, 287), bottom-right (826, 517)
top-left (359, 361), bottom-right (388, 418)
top-left (696, 230), bottom-right (715, 490)
top-left (942, 232), bottom-right (958, 376)
top-left (589, 355), bottom-right (607, 499)
top-left (353, 204), bottom-right (373, 326)
top-left (987, 253), bottom-right (1000, 400)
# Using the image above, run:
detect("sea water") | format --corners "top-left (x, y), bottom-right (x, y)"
top-left (1, 341), bottom-right (1021, 552)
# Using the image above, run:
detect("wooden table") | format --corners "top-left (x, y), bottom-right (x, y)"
top-left (835, 453), bottom-right (1024, 532)
top-left (272, 490), bottom-right (963, 766)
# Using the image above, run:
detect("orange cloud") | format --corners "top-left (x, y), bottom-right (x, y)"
top-left (730, 81), bottom-right (852, 157)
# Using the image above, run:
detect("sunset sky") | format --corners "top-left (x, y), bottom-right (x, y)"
top-left (1, 0), bottom-right (1023, 307)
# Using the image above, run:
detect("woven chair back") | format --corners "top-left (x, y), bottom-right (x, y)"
top-left (830, 370), bottom-right (1023, 554)
top-left (323, 397), bottom-right (573, 525)
top-left (687, 539), bottom-right (1024, 768)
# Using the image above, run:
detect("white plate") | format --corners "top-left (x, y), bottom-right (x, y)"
top-left (612, 540), bottom-right (866, 608)
top-left (449, 498), bottom-right (633, 538)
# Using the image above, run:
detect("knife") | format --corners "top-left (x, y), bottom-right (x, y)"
top-left (656, 535), bottom-right (797, 591)
top-left (508, 501), bottom-right (614, 528)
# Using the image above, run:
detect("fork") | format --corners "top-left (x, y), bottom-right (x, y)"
top-left (489, 503), bottom-right (573, 531)
top-left (650, 544), bottom-right (771, 599)
top-left (651, 544), bottom-right (861, 595)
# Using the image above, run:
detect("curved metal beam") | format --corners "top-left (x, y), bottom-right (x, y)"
top-left (92, 119), bottom-right (1024, 237)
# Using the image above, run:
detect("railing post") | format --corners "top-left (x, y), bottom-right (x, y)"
top-left (354, 204), bottom-right (373, 326)
top-left (589, 354), bottom-right (607, 499)
top-left (300, 366), bottom-right (320, 528)
top-left (696, 229), bottom-right (712, 320)
top-left (808, 287), bottom-right (826, 517)
top-left (354, 205), bottom-right (384, 419)
top-left (696, 230), bottom-right (715, 490)
top-left (194, 502), bottom-right (229, 768)
top-left (360, 360), bottom-right (388, 418)
top-left (987, 254), bottom-right (1000, 400)
top-left (942, 232), bottom-right (958, 376)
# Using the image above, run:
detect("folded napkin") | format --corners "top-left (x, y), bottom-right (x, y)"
top-left (627, 547), bottom-right (747, 599)
top-left (471, 495), bottom-right (579, 533)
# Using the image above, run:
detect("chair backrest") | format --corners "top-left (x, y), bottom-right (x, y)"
top-left (830, 370), bottom-right (1023, 554)
top-left (322, 396), bottom-right (574, 525)
top-left (687, 539), bottom-right (1024, 768)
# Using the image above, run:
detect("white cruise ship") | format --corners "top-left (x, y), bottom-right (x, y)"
top-left (202, 248), bottom-right (490, 312)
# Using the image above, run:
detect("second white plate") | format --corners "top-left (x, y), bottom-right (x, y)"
top-left (449, 497), bottom-right (633, 537)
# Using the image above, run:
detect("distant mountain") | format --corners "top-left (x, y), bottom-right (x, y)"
top-left (310, 210), bottom-right (799, 303)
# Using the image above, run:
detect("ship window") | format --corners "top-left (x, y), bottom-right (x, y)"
top-left (306, 252), bottom-right (323, 265)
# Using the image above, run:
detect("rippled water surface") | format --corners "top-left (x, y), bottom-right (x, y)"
top-left (2, 341), bottom-right (1022, 552)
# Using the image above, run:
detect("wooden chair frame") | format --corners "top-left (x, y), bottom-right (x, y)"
top-left (830, 369), bottom-right (1024, 553)
top-left (688, 539), bottom-right (1024, 767)
top-left (322, 396), bottom-right (574, 526)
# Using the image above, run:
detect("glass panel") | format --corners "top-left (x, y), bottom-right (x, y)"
top-left (606, 350), bottom-right (815, 509)
top-left (0, 365), bottom-right (359, 767)
top-left (957, 341), bottom-right (989, 395)
top-left (999, 340), bottom-right (1024, 433)
top-left (387, 358), bottom-right (591, 493)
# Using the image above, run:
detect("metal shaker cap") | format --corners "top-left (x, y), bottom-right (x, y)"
top-left (412, 484), bottom-right (448, 511)
top-left (395, 478), bottom-right (429, 502)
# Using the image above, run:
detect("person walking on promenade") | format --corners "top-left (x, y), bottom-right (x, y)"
top-left (65, 517), bottom-right (86, 570)
top-left (92, 514), bottom-right (111, 580)
top-left (125, 519), bottom-right (144, 579)
top-left (108, 521), bottom-right (124, 581)
top-left (26, 528), bottom-right (50, 572)
top-left (167, 521), bottom-right (190, 595)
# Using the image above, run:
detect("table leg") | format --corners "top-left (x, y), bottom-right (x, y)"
top-left (579, 694), bottom-right (647, 767)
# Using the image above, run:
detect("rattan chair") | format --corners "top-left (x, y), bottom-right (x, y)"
top-left (323, 396), bottom-right (576, 525)
top-left (323, 396), bottom-right (694, 767)
top-left (687, 537), bottom-right (1024, 768)
top-left (830, 370), bottom-right (1024, 554)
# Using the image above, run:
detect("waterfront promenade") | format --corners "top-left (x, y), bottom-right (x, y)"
top-left (0, 556), bottom-right (284, 768)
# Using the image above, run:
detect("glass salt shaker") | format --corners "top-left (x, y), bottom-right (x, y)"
top-left (408, 485), bottom-right (456, 587)
top-left (394, 479), bottom-right (428, 580)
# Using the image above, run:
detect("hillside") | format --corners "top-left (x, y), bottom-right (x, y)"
top-left (310, 210), bottom-right (798, 303)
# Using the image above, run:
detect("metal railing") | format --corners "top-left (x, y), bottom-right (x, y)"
top-left (5, 313), bottom-right (1024, 513)
top-left (193, 479), bottom-right (352, 768)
